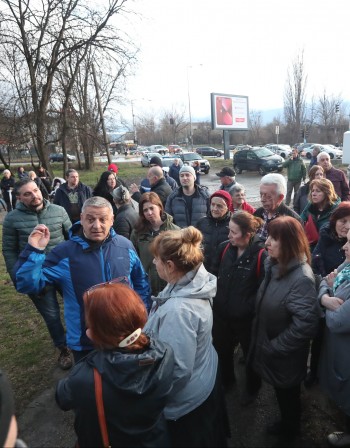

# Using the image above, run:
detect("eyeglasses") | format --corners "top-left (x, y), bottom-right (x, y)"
top-left (85, 276), bottom-right (129, 295)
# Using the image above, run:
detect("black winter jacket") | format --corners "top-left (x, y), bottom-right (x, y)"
top-left (312, 222), bottom-right (346, 276)
top-left (213, 236), bottom-right (267, 319)
top-left (132, 178), bottom-right (172, 206)
top-left (113, 203), bottom-right (138, 239)
top-left (196, 212), bottom-right (231, 275)
top-left (56, 338), bottom-right (175, 447)
top-left (54, 182), bottom-right (92, 223)
top-left (249, 257), bottom-right (319, 388)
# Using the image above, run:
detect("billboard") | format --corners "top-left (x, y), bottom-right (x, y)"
top-left (211, 93), bottom-right (249, 131)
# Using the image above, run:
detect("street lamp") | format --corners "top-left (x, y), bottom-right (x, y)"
top-left (130, 98), bottom-right (152, 145)
top-left (186, 64), bottom-right (203, 150)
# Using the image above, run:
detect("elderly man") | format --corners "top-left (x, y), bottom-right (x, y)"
top-left (165, 165), bottom-right (209, 228)
top-left (2, 179), bottom-right (72, 369)
top-left (254, 173), bottom-right (301, 241)
top-left (317, 152), bottom-right (350, 201)
top-left (130, 165), bottom-right (172, 206)
top-left (14, 196), bottom-right (150, 362)
top-left (54, 169), bottom-right (92, 223)
top-left (216, 167), bottom-right (236, 191)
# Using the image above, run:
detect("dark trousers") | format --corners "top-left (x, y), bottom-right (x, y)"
top-left (274, 384), bottom-right (301, 431)
top-left (309, 318), bottom-right (325, 376)
top-left (71, 349), bottom-right (93, 364)
top-left (167, 369), bottom-right (228, 447)
top-left (212, 313), bottom-right (261, 393)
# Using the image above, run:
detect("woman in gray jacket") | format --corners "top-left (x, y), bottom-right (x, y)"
top-left (318, 228), bottom-right (350, 448)
top-left (144, 227), bottom-right (228, 447)
top-left (249, 216), bottom-right (319, 440)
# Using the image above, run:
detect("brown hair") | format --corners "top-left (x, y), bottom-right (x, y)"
top-left (268, 216), bottom-right (311, 275)
top-left (308, 165), bottom-right (324, 181)
top-left (329, 202), bottom-right (350, 235)
top-left (83, 283), bottom-right (149, 350)
top-left (134, 192), bottom-right (164, 233)
top-left (231, 211), bottom-right (263, 236)
top-left (150, 226), bottom-right (204, 274)
top-left (309, 178), bottom-right (338, 206)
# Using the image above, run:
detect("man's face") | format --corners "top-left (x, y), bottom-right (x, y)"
top-left (67, 171), bottom-right (79, 188)
top-left (318, 155), bottom-right (331, 171)
top-left (80, 206), bottom-right (114, 242)
top-left (147, 170), bottom-right (157, 186)
top-left (17, 181), bottom-right (44, 211)
top-left (292, 149), bottom-right (298, 158)
top-left (180, 172), bottom-right (195, 188)
top-left (260, 183), bottom-right (283, 213)
top-left (221, 176), bottom-right (233, 186)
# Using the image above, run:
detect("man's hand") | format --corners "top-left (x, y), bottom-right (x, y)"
top-left (129, 183), bottom-right (140, 194)
top-left (29, 224), bottom-right (50, 250)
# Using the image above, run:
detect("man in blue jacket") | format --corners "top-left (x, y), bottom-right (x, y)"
top-left (14, 196), bottom-right (151, 362)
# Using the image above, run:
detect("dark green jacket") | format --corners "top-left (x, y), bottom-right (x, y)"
top-left (2, 199), bottom-right (72, 278)
top-left (130, 213), bottom-right (179, 295)
top-left (283, 157), bottom-right (306, 182)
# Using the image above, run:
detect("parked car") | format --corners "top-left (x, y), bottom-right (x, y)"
top-left (140, 152), bottom-right (161, 167)
top-left (49, 153), bottom-right (76, 162)
top-left (302, 144), bottom-right (343, 160)
top-left (265, 144), bottom-right (292, 159)
top-left (178, 152), bottom-right (210, 174)
top-left (195, 146), bottom-right (224, 157)
top-left (168, 145), bottom-right (183, 154)
top-left (148, 145), bottom-right (169, 155)
top-left (233, 147), bottom-right (283, 175)
top-left (296, 142), bottom-right (318, 153)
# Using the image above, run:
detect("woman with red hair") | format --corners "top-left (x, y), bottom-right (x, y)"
top-left (249, 216), bottom-right (319, 440)
top-left (56, 282), bottom-right (174, 447)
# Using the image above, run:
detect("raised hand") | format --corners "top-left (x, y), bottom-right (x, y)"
top-left (29, 224), bottom-right (50, 250)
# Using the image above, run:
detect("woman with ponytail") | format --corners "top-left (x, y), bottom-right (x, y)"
top-left (144, 227), bottom-right (228, 447)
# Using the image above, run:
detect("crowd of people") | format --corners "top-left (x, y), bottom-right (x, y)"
top-left (1, 151), bottom-right (350, 447)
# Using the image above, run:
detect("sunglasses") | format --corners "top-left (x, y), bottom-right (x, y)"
top-left (85, 276), bottom-right (129, 295)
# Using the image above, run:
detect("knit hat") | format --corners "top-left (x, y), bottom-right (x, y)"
top-left (149, 156), bottom-right (163, 167)
top-left (210, 190), bottom-right (233, 212)
top-left (108, 164), bottom-right (119, 174)
top-left (179, 165), bottom-right (196, 179)
top-left (0, 370), bottom-right (15, 447)
top-left (112, 185), bottom-right (131, 203)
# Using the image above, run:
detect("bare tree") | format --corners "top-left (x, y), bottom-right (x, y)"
top-left (160, 107), bottom-right (188, 145)
top-left (0, 0), bottom-right (135, 175)
top-left (284, 50), bottom-right (307, 142)
top-left (249, 110), bottom-right (263, 144)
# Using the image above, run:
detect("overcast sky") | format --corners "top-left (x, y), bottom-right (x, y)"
top-left (119, 0), bottom-right (349, 123)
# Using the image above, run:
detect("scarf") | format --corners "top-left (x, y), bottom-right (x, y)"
top-left (333, 263), bottom-right (350, 292)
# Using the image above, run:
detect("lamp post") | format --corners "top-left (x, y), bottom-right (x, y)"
top-left (186, 64), bottom-right (203, 150)
top-left (130, 98), bottom-right (152, 145)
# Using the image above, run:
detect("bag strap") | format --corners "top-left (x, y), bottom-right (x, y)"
top-left (93, 368), bottom-right (110, 448)
top-left (256, 248), bottom-right (265, 278)
top-left (221, 242), bottom-right (231, 261)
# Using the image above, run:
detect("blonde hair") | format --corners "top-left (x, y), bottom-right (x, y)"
top-left (150, 226), bottom-right (204, 274)
top-left (309, 178), bottom-right (338, 205)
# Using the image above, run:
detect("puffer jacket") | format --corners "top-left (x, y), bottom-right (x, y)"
top-left (144, 264), bottom-right (217, 420)
top-left (312, 222), bottom-right (346, 276)
top-left (131, 213), bottom-right (180, 295)
top-left (56, 338), bottom-right (175, 447)
top-left (249, 257), bottom-right (319, 388)
top-left (165, 185), bottom-right (210, 228)
top-left (14, 223), bottom-right (151, 350)
top-left (2, 199), bottom-right (72, 278)
top-left (213, 236), bottom-right (267, 319)
top-left (113, 203), bottom-right (139, 240)
top-left (196, 211), bottom-right (231, 275)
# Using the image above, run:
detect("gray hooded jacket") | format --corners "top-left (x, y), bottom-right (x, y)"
top-left (144, 263), bottom-right (217, 420)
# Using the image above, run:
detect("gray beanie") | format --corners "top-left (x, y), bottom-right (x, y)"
top-left (179, 165), bottom-right (196, 179)
top-left (112, 185), bottom-right (131, 203)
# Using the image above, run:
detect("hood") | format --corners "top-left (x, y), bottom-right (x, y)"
top-left (86, 338), bottom-right (173, 395)
top-left (153, 263), bottom-right (217, 307)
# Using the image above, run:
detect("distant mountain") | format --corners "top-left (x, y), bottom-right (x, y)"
top-left (261, 108), bottom-right (284, 124)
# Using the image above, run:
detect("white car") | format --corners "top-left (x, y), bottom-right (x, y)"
top-left (148, 145), bottom-right (169, 155)
top-left (265, 144), bottom-right (292, 159)
top-left (303, 144), bottom-right (343, 160)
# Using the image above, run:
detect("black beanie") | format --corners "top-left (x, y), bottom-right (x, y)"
top-left (149, 156), bottom-right (163, 167)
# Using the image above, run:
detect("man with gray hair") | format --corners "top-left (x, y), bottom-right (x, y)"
top-left (317, 151), bottom-right (350, 201)
top-left (14, 196), bottom-right (150, 363)
top-left (254, 173), bottom-right (302, 240)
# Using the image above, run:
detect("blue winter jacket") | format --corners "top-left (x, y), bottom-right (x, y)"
top-left (14, 222), bottom-right (151, 351)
